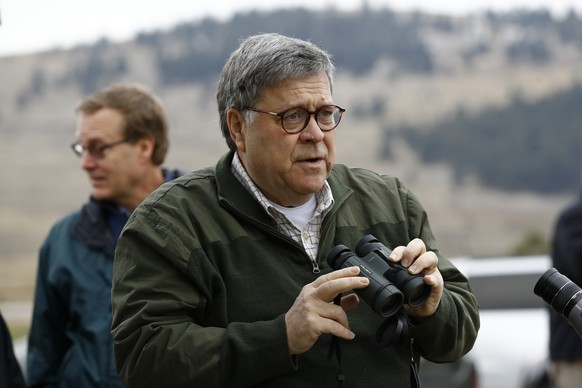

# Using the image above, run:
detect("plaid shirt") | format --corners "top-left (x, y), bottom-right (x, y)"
top-left (231, 153), bottom-right (334, 272)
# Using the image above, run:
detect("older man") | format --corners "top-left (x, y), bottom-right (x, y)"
top-left (111, 33), bottom-right (479, 387)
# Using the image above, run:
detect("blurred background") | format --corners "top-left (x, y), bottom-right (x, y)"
top-left (1, 1), bottom-right (582, 386)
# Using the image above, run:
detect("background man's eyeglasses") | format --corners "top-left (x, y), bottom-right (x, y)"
top-left (246, 104), bottom-right (345, 134)
top-left (70, 139), bottom-right (128, 159)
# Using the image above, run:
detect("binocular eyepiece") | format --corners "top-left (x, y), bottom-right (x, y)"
top-left (327, 235), bottom-right (432, 318)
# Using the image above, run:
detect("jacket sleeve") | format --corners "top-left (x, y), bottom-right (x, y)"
top-left (398, 182), bottom-right (480, 362)
top-left (111, 208), bottom-right (297, 388)
top-left (26, 233), bottom-right (70, 387)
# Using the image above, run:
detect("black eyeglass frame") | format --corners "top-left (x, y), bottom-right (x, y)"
top-left (245, 104), bottom-right (345, 134)
top-left (70, 139), bottom-right (129, 159)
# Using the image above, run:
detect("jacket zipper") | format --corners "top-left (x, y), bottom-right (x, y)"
top-left (311, 259), bottom-right (321, 274)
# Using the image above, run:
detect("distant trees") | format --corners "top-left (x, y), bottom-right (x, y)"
top-left (40, 6), bottom-right (582, 94)
top-left (140, 6), bottom-right (434, 86)
top-left (394, 85), bottom-right (582, 194)
top-left (131, 6), bottom-right (582, 87)
top-left (16, 69), bottom-right (46, 110)
top-left (558, 10), bottom-right (582, 48)
top-left (506, 40), bottom-right (551, 64)
top-left (41, 39), bottom-right (129, 94)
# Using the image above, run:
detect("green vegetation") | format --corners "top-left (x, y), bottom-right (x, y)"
top-left (509, 230), bottom-right (550, 256)
top-left (396, 86), bottom-right (582, 194)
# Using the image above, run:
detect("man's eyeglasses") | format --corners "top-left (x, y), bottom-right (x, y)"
top-left (245, 104), bottom-right (345, 134)
top-left (71, 139), bottom-right (128, 159)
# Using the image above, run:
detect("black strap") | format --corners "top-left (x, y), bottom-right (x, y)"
top-left (327, 298), bottom-right (421, 388)
top-left (376, 312), bottom-right (421, 388)
top-left (327, 293), bottom-right (345, 388)
top-left (409, 338), bottom-right (421, 388)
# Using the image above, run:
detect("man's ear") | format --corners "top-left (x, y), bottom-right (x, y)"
top-left (227, 108), bottom-right (246, 152)
top-left (136, 135), bottom-right (155, 162)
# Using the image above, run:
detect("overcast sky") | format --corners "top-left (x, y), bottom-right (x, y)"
top-left (1, 0), bottom-right (581, 57)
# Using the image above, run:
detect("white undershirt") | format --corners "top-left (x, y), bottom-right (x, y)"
top-left (266, 194), bottom-right (317, 230)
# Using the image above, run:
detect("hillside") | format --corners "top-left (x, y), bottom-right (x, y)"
top-left (1, 6), bottom-right (581, 310)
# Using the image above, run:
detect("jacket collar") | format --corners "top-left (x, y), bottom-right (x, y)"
top-left (72, 167), bottom-right (185, 256)
top-left (73, 197), bottom-right (118, 256)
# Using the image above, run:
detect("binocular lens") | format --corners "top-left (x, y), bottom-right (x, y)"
top-left (377, 284), bottom-right (405, 317)
top-left (400, 277), bottom-right (432, 307)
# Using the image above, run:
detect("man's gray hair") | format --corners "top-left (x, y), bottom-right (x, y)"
top-left (216, 33), bottom-right (335, 151)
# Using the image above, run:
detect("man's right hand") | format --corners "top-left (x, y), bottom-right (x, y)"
top-left (284, 266), bottom-right (370, 355)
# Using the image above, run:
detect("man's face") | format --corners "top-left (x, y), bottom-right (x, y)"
top-left (233, 73), bottom-right (336, 207)
top-left (74, 108), bottom-right (146, 207)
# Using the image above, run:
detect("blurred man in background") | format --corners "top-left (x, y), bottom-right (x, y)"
top-left (27, 84), bottom-right (183, 387)
top-left (549, 191), bottom-right (582, 388)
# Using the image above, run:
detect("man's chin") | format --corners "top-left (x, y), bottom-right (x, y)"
top-left (91, 190), bottom-right (112, 201)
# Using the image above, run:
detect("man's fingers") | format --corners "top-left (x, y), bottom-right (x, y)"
top-left (390, 239), bottom-right (430, 268)
top-left (286, 291), bottom-right (357, 354)
top-left (316, 271), bottom-right (369, 302)
top-left (408, 251), bottom-right (439, 274)
top-left (306, 266), bottom-right (369, 302)
top-left (323, 317), bottom-right (356, 340)
top-left (311, 266), bottom-right (361, 287)
top-left (400, 238), bottom-right (426, 267)
top-left (339, 293), bottom-right (360, 312)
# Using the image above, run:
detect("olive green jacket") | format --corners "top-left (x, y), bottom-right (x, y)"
top-left (111, 151), bottom-right (479, 388)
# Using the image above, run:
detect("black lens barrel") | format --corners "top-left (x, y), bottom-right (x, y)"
top-left (535, 268), bottom-right (582, 318)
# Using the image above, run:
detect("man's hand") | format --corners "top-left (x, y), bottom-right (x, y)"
top-left (285, 266), bottom-right (369, 355)
top-left (389, 238), bottom-right (444, 318)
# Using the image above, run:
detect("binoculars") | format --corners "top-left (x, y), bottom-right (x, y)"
top-left (327, 235), bottom-right (432, 318)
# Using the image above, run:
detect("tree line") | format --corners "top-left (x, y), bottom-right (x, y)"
top-left (394, 85), bottom-right (582, 194)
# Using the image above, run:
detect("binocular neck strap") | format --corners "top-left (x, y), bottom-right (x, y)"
top-left (409, 337), bottom-right (421, 388)
top-left (328, 293), bottom-right (345, 387)
top-left (327, 294), bottom-right (420, 388)
top-left (377, 313), bottom-right (421, 388)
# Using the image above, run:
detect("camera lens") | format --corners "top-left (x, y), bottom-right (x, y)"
top-left (534, 268), bottom-right (582, 317)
